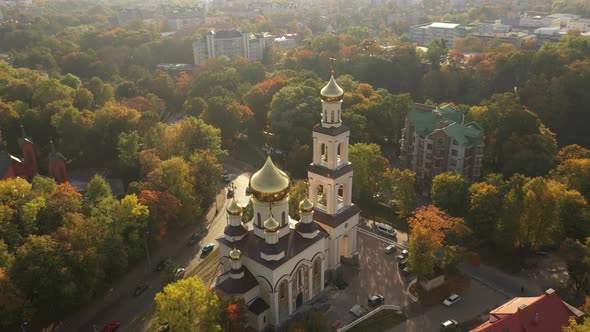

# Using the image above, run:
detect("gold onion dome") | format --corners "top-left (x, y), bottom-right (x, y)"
top-left (299, 197), bottom-right (314, 213)
top-left (249, 156), bottom-right (290, 202)
top-left (263, 214), bottom-right (280, 232)
top-left (226, 198), bottom-right (242, 216)
top-left (320, 75), bottom-right (344, 102)
top-left (229, 247), bottom-right (241, 260)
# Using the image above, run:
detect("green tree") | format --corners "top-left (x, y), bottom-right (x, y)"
top-left (11, 235), bottom-right (77, 319)
top-left (117, 131), bottom-right (141, 171)
top-left (349, 143), bottom-right (389, 204)
top-left (557, 189), bottom-right (590, 242)
top-left (289, 180), bottom-right (309, 220)
top-left (183, 97), bottom-right (208, 117)
top-left (431, 172), bottom-right (470, 217)
top-left (365, 93), bottom-right (412, 147)
top-left (468, 182), bottom-right (502, 242)
top-left (85, 175), bottom-right (112, 205)
top-left (155, 276), bottom-right (221, 332)
top-left (563, 317), bottom-right (590, 332)
top-left (0, 267), bottom-right (26, 326)
top-left (388, 168), bottom-right (417, 219)
top-left (32, 79), bottom-right (74, 106)
top-left (561, 238), bottom-right (590, 297)
top-left (286, 142), bottom-right (311, 179)
top-left (426, 38), bottom-right (449, 70)
top-left (60, 73), bottom-right (82, 90)
top-left (554, 158), bottom-right (590, 199)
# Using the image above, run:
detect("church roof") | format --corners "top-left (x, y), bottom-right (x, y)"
top-left (295, 221), bottom-right (319, 233)
top-left (248, 298), bottom-right (270, 315)
top-left (312, 123), bottom-right (349, 136)
top-left (308, 163), bottom-right (352, 180)
top-left (314, 204), bottom-right (360, 229)
top-left (218, 226), bottom-right (327, 270)
top-left (224, 224), bottom-right (248, 237)
top-left (320, 74), bottom-right (344, 101)
top-left (0, 150), bottom-right (22, 177)
top-left (216, 266), bottom-right (259, 295)
top-left (249, 156), bottom-right (290, 202)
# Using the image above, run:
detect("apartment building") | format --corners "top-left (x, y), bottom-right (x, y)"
top-left (399, 104), bottom-right (485, 188)
top-left (192, 29), bottom-right (273, 65)
top-left (410, 22), bottom-right (481, 47)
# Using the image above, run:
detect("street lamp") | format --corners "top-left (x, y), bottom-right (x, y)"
top-left (144, 231), bottom-right (151, 270)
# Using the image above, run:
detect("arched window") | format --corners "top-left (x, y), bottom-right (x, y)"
top-left (298, 268), bottom-right (303, 287)
top-left (321, 144), bottom-right (328, 162)
top-left (330, 110), bottom-right (334, 122)
top-left (257, 213), bottom-right (261, 227)
top-left (317, 185), bottom-right (326, 206)
top-left (338, 184), bottom-right (344, 203)
top-left (314, 258), bottom-right (321, 276)
top-left (281, 212), bottom-right (286, 226)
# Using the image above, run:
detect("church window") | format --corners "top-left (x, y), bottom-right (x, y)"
top-left (281, 212), bottom-right (286, 226)
top-left (257, 213), bottom-right (261, 227)
top-left (338, 109), bottom-right (340, 121)
top-left (345, 222), bottom-right (348, 229)
top-left (280, 282), bottom-right (286, 300)
top-left (321, 144), bottom-right (328, 162)
top-left (337, 144), bottom-right (342, 163)
top-left (298, 269), bottom-right (303, 288)
top-left (263, 316), bottom-right (266, 323)
top-left (337, 185), bottom-right (344, 204)
top-left (314, 259), bottom-right (320, 275)
top-left (330, 110), bottom-right (334, 122)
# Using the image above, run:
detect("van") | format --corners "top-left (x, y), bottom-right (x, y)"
top-left (376, 222), bottom-right (397, 237)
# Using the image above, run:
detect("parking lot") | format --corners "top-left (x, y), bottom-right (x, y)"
top-left (321, 230), bottom-right (411, 327)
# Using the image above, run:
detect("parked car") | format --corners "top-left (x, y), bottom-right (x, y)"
top-left (376, 222), bottom-right (397, 238)
top-left (396, 249), bottom-right (409, 261)
top-left (398, 259), bottom-right (407, 269)
top-left (441, 319), bottom-right (458, 330)
top-left (385, 244), bottom-right (396, 254)
top-left (443, 294), bottom-right (462, 307)
top-left (175, 268), bottom-right (186, 279)
top-left (202, 242), bottom-right (215, 254)
top-left (401, 249), bottom-right (409, 257)
top-left (134, 282), bottom-right (149, 296)
top-left (401, 267), bottom-right (411, 276)
top-left (368, 294), bottom-right (385, 307)
top-left (155, 258), bottom-right (169, 272)
top-left (101, 321), bottom-right (120, 332)
top-left (187, 234), bottom-right (201, 247)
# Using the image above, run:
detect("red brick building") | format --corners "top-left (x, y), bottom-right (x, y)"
top-left (471, 289), bottom-right (584, 332)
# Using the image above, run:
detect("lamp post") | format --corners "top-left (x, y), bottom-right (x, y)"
top-left (144, 231), bottom-right (151, 271)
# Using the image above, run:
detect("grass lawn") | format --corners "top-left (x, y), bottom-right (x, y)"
top-left (412, 273), bottom-right (471, 307)
top-left (127, 248), bottom-right (221, 332)
top-left (348, 310), bottom-right (407, 332)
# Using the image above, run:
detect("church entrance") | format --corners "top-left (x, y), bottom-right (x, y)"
top-left (296, 292), bottom-right (303, 308)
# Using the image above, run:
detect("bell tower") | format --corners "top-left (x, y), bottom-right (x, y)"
top-left (307, 64), bottom-right (359, 271)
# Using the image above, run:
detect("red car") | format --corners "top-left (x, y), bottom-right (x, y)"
top-left (101, 321), bottom-right (120, 332)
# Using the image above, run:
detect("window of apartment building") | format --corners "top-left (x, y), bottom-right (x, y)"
top-left (426, 153), bottom-right (432, 160)
top-left (437, 137), bottom-right (443, 144)
top-left (452, 139), bottom-right (459, 145)
top-left (451, 149), bottom-right (458, 157)
top-left (434, 160), bottom-right (441, 167)
top-left (450, 159), bottom-right (457, 166)
top-left (427, 143), bottom-right (432, 150)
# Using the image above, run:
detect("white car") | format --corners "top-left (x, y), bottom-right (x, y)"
top-left (385, 244), bottom-right (396, 254)
top-left (441, 319), bottom-right (458, 329)
top-left (443, 294), bottom-right (461, 307)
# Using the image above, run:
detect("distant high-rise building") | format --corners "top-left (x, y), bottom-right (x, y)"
top-left (400, 104), bottom-right (484, 188)
top-left (192, 29), bottom-right (273, 65)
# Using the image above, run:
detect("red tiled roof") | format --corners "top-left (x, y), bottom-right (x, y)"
top-left (471, 289), bottom-right (584, 332)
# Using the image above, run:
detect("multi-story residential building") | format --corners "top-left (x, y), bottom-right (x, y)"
top-left (192, 29), bottom-right (273, 65)
top-left (410, 22), bottom-right (481, 47)
top-left (273, 34), bottom-right (299, 49)
top-left (519, 13), bottom-right (552, 28)
top-left (163, 7), bottom-right (205, 31)
top-left (400, 103), bottom-right (484, 189)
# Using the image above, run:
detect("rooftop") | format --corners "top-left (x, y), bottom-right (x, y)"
top-left (408, 104), bottom-right (484, 146)
top-left (472, 289), bottom-right (584, 332)
top-left (429, 22), bottom-right (460, 29)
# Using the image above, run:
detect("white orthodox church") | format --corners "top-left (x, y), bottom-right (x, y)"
top-left (214, 73), bottom-right (360, 331)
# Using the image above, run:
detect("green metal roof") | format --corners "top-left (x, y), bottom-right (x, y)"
top-left (408, 104), bottom-right (483, 146)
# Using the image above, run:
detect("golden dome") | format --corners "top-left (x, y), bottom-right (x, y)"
top-left (299, 197), bottom-right (314, 213)
top-left (249, 156), bottom-right (290, 202)
top-left (229, 247), bottom-right (241, 260)
top-left (320, 75), bottom-right (344, 102)
top-left (226, 198), bottom-right (242, 216)
top-left (263, 214), bottom-right (280, 232)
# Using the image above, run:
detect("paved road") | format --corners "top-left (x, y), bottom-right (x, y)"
top-left (59, 161), bottom-right (255, 332)
top-left (387, 279), bottom-right (507, 332)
